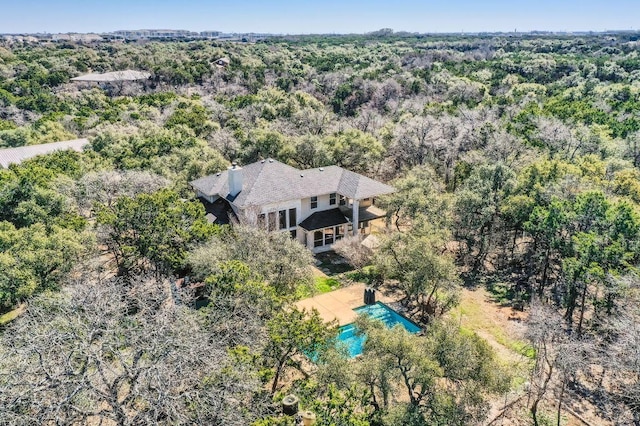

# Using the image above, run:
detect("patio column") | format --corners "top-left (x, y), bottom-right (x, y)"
top-left (306, 231), bottom-right (313, 250)
top-left (352, 198), bottom-right (359, 236)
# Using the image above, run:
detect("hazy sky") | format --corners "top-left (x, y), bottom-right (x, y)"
top-left (0, 0), bottom-right (638, 34)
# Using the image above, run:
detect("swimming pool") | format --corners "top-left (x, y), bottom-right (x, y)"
top-left (337, 302), bottom-right (421, 358)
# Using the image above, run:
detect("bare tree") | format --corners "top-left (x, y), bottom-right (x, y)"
top-left (525, 302), bottom-right (590, 426)
top-left (598, 290), bottom-right (640, 424)
top-left (0, 272), bottom-right (268, 425)
top-left (207, 128), bottom-right (240, 160)
top-left (526, 302), bottom-right (564, 426)
top-left (333, 235), bottom-right (374, 269)
top-left (74, 170), bottom-right (170, 213)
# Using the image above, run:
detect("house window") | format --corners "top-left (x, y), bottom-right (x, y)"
top-left (329, 193), bottom-right (337, 205)
top-left (279, 210), bottom-right (286, 230)
top-left (268, 212), bottom-right (276, 231)
top-left (289, 208), bottom-right (297, 227)
top-left (359, 221), bottom-right (369, 234)
top-left (290, 229), bottom-right (297, 239)
top-left (324, 227), bottom-right (334, 246)
top-left (258, 213), bottom-right (266, 228)
top-left (335, 225), bottom-right (344, 241)
top-left (314, 230), bottom-right (323, 247)
top-left (310, 196), bottom-right (318, 209)
top-left (339, 195), bottom-right (346, 206)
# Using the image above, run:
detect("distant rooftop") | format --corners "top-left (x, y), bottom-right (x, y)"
top-left (0, 139), bottom-right (88, 168)
top-left (71, 70), bottom-right (151, 82)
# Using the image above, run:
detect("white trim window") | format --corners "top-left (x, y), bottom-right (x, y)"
top-left (310, 196), bottom-right (318, 209)
top-left (288, 208), bottom-right (297, 227)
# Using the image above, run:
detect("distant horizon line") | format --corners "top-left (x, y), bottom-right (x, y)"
top-left (2, 28), bottom-right (639, 36)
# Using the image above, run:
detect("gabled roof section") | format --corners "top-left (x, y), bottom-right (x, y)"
top-left (190, 171), bottom-right (228, 199)
top-left (0, 139), bottom-right (88, 168)
top-left (335, 167), bottom-right (395, 200)
top-left (190, 159), bottom-right (395, 208)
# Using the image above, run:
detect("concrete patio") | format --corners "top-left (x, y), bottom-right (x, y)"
top-left (295, 283), bottom-right (400, 325)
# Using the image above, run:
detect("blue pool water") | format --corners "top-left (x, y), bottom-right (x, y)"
top-left (337, 302), bottom-right (421, 358)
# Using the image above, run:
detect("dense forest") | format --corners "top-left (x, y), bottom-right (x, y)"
top-left (1, 32), bottom-right (640, 425)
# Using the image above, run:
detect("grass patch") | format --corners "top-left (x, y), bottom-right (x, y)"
top-left (492, 328), bottom-right (536, 359)
top-left (0, 304), bottom-right (25, 326)
top-left (314, 276), bottom-right (340, 293)
top-left (453, 294), bottom-right (535, 360)
top-left (295, 276), bottom-right (341, 300)
top-left (344, 265), bottom-right (378, 284)
top-left (484, 277), bottom-right (529, 310)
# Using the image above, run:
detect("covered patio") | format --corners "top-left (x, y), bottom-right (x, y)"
top-left (299, 208), bottom-right (349, 253)
top-left (298, 204), bottom-right (387, 253)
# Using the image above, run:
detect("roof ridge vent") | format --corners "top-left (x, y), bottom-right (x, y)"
top-left (268, 158), bottom-right (274, 163)
top-left (300, 173), bottom-right (304, 177)
top-left (261, 159), bottom-right (265, 163)
top-left (319, 167), bottom-right (324, 171)
top-left (216, 172), bottom-right (221, 176)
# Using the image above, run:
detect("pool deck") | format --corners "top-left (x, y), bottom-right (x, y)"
top-left (296, 283), bottom-right (400, 325)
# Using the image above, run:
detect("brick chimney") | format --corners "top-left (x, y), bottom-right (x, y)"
top-left (228, 162), bottom-right (243, 197)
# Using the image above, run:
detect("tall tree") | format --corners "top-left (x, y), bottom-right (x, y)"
top-left (376, 224), bottom-right (460, 320)
top-left (95, 189), bottom-right (217, 275)
top-left (354, 316), bottom-right (509, 425)
top-left (454, 163), bottom-right (516, 272)
top-left (263, 307), bottom-right (337, 394)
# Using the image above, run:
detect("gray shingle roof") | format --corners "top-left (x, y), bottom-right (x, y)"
top-left (341, 205), bottom-right (387, 222)
top-left (190, 159), bottom-right (395, 208)
top-left (0, 139), bottom-right (89, 168)
top-left (299, 208), bottom-right (349, 231)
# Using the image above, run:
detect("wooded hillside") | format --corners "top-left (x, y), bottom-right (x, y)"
top-left (1, 33), bottom-right (639, 425)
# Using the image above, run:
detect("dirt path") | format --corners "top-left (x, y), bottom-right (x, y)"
top-left (454, 288), bottom-right (611, 426)
top-left (451, 287), bottom-right (530, 365)
top-left (447, 288), bottom-right (531, 424)
top-left (0, 303), bottom-right (26, 326)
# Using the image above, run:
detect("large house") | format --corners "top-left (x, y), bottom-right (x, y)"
top-left (190, 159), bottom-right (395, 253)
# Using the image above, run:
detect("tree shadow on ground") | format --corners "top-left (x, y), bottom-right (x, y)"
top-left (461, 269), bottom-right (530, 311)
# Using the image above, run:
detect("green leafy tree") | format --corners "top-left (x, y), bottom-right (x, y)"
top-left (376, 226), bottom-right (460, 320)
top-left (325, 129), bottom-right (385, 174)
top-left (354, 317), bottom-right (510, 425)
top-left (378, 165), bottom-right (451, 231)
top-left (95, 189), bottom-right (217, 275)
top-left (189, 226), bottom-right (314, 295)
top-left (0, 151), bottom-right (85, 229)
top-left (0, 222), bottom-right (84, 312)
top-left (264, 307), bottom-right (337, 394)
top-left (524, 198), bottom-right (571, 297)
top-left (454, 163), bottom-right (516, 272)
